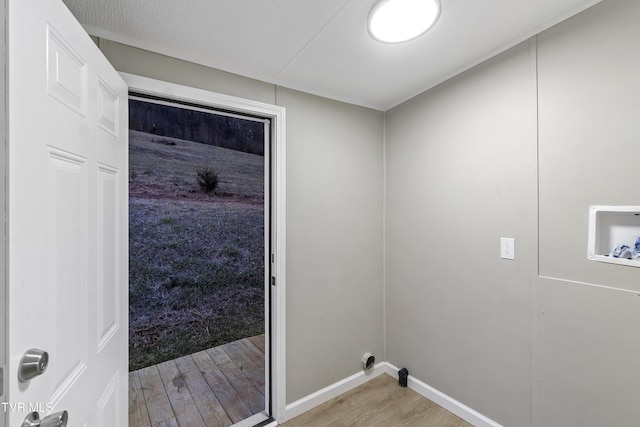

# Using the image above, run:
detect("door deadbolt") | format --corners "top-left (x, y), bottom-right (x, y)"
top-left (18, 348), bottom-right (49, 382)
top-left (22, 411), bottom-right (68, 427)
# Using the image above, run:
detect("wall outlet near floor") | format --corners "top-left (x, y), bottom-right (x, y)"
top-left (500, 237), bottom-right (515, 260)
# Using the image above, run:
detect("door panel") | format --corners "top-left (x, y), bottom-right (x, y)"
top-left (47, 25), bottom-right (88, 117)
top-left (8, 0), bottom-right (128, 425)
top-left (47, 148), bottom-right (87, 401)
top-left (97, 164), bottom-right (120, 353)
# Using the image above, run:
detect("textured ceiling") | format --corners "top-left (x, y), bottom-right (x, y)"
top-left (62, 0), bottom-right (601, 111)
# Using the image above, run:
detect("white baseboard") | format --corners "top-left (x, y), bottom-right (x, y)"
top-left (384, 363), bottom-right (503, 427)
top-left (283, 362), bottom-right (502, 427)
top-left (284, 362), bottom-right (387, 422)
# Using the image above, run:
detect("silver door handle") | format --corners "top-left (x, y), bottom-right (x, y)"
top-left (18, 348), bottom-right (48, 382)
top-left (22, 411), bottom-right (68, 427)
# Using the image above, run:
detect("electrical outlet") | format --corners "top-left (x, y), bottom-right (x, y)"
top-left (500, 237), bottom-right (515, 260)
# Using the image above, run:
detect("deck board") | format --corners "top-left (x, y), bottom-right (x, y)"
top-left (219, 339), bottom-right (265, 390)
top-left (137, 364), bottom-right (179, 426)
top-left (129, 370), bottom-right (152, 426)
top-left (247, 334), bottom-right (265, 353)
top-left (157, 359), bottom-right (207, 427)
top-left (129, 335), bottom-right (265, 427)
top-left (174, 355), bottom-right (233, 427)
top-left (207, 346), bottom-right (265, 414)
top-left (191, 350), bottom-right (254, 424)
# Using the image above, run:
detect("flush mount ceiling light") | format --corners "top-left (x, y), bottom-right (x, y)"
top-left (368, 0), bottom-right (441, 43)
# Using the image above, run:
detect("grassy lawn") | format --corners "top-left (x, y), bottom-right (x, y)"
top-left (129, 131), bottom-right (265, 371)
top-left (129, 130), bottom-right (264, 200)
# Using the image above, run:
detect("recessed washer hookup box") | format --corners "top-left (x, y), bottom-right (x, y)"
top-left (588, 205), bottom-right (640, 268)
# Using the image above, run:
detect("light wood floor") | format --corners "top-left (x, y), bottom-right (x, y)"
top-left (281, 374), bottom-right (473, 427)
top-left (129, 335), bottom-right (265, 427)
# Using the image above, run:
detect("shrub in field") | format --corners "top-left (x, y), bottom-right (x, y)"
top-left (195, 163), bottom-right (219, 194)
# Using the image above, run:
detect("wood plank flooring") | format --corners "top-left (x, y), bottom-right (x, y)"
top-left (281, 374), bottom-right (473, 427)
top-left (129, 335), bottom-right (265, 427)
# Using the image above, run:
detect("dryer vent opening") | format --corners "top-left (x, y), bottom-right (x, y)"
top-left (362, 353), bottom-right (375, 370)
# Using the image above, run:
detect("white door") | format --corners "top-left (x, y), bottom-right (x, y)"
top-left (7, 0), bottom-right (128, 425)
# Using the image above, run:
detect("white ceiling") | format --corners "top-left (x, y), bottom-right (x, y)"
top-left (61, 0), bottom-right (601, 111)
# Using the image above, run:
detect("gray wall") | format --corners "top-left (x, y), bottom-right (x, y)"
top-left (97, 41), bottom-right (385, 404)
top-left (385, 40), bottom-right (537, 426)
top-left (99, 40), bottom-right (275, 105)
top-left (536, 0), bottom-right (640, 425)
top-left (385, 0), bottom-right (640, 426)
top-left (277, 86), bottom-right (384, 401)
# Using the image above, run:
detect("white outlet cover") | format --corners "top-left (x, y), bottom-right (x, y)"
top-left (501, 237), bottom-right (515, 260)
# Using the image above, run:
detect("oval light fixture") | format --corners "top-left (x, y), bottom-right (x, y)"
top-left (368, 0), bottom-right (441, 44)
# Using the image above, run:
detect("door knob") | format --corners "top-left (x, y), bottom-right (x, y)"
top-left (22, 411), bottom-right (68, 427)
top-left (18, 348), bottom-right (49, 382)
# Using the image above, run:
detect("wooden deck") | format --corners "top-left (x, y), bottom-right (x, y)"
top-left (129, 335), bottom-right (266, 427)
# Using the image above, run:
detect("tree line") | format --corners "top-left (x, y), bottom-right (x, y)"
top-left (129, 99), bottom-right (265, 156)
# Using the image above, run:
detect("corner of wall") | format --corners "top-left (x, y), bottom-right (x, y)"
top-left (381, 109), bottom-right (388, 364)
